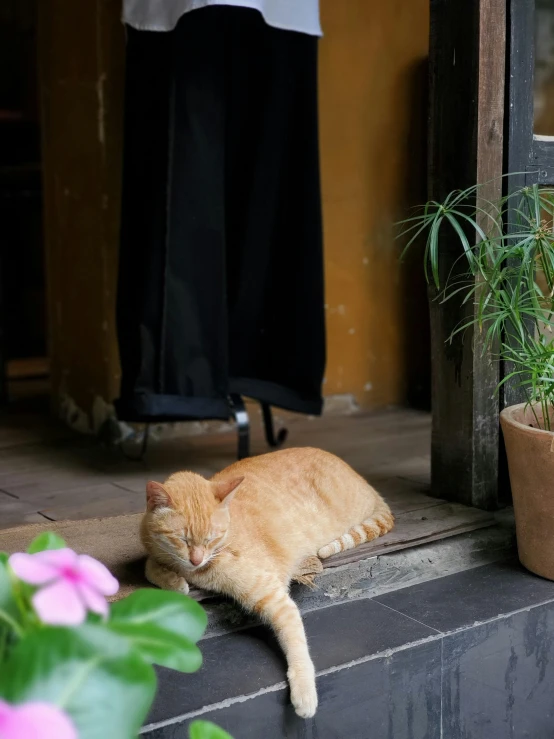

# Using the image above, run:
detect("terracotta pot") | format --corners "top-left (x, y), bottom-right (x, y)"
top-left (500, 403), bottom-right (554, 580)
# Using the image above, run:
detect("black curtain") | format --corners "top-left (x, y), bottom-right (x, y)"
top-left (116, 6), bottom-right (325, 423)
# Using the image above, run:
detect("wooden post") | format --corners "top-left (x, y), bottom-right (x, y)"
top-left (38, 0), bottom-right (124, 429)
top-left (428, 0), bottom-right (506, 509)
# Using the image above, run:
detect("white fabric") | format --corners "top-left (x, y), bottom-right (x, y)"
top-left (123, 0), bottom-right (322, 36)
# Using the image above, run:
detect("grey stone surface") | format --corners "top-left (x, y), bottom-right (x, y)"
top-left (442, 602), bottom-right (554, 739)
top-left (200, 526), bottom-right (516, 638)
top-left (374, 559), bottom-right (554, 633)
top-left (146, 641), bottom-right (442, 739)
top-left (146, 598), bottom-right (436, 727)
top-left (143, 561), bottom-right (554, 739)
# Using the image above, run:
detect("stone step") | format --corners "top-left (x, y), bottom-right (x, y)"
top-left (200, 519), bottom-right (516, 637)
top-left (142, 557), bottom-right (554, 738)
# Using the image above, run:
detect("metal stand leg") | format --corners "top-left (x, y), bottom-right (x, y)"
top-left (230, 394), bottom-right (250, 460)
top-left (121, 423), bottom-right (151, 462)
top-left (261, 403), bottom-right (288, 448)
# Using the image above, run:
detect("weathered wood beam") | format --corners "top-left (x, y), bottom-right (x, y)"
top-left (38, 0), bottom-right (124, 429)
top-left (428, 0), bottom-right (506, 509)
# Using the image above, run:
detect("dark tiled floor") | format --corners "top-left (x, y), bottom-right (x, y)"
top-left (143, 561), bottom-right (554, 739)
top-left (374, 559), bottom-right (554, 633)
top-left (148, 598), bottom-right (437, 725)
top-left (0, 397), bottom-right (432, 527)
top-left (148, 642), bottom-right (443, 739)
top-left (442, 603), bottom-right (554, 739)
top-left (0, 401), bottom-right (496, 570)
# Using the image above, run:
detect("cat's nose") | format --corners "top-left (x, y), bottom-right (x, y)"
top-left (189, 547), bottom-right (204, 566)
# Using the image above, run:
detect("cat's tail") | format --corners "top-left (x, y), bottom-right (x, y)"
top-left (317, 502), bottom-right (394, 560)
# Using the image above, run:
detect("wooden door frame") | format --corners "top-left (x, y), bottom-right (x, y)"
top-left (428, 0), bottom-right (506, 509)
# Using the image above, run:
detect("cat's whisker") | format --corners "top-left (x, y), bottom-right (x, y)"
top-left (212, 544), bottom-right (230, 556)
top-left (155, 541), bottom-right (186, 567)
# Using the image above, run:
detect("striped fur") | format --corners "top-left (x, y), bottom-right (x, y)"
top-left (141, 447), bottom-right (394, 719)
top-left (317, 505), bottom-right (394, 559)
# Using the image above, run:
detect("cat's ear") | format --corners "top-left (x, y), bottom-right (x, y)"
top-left (146, 481), bottom-right (173, 511)
top-left (213, 476), bottom-right (244, 506)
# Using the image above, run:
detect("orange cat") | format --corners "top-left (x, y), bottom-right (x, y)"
top-left (141, 447), bottom-right (394, 718)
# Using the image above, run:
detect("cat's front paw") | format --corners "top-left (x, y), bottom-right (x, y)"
top-left (145, 558), bottom-right (189, 594)
top-left (288, 667), bottom-right (318, 719)
top-left (155, 570), bottom-right (188, 593)
top-left (171, 577), bottom-right (190, 594)
top-left (150, 573), bottom-right (189, 594)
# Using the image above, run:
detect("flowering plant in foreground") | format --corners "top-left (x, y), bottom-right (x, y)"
top-left (0, 532), bottom-right (232, 739)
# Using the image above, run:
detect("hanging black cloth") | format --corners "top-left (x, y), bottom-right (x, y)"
top-left (116, 6), bottom-right (326, 424)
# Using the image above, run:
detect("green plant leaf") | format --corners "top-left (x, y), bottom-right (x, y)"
top-left (109, 589), bottom-right (207, 672)
top-left (27, 532), bottom-right (67, 553)
top-left (189, 720), bottom-right (233, 739)
top-left (0, 625), bottom-right (156, 739)
top-left (110, 589), bottom-right (207, 643)
top-left (0, 553), bottom-right (15, 615)
top-left (109, 621), bottom-right (202, 672)
top-left (0, 552), bottom-right (23, 640)
top-left (397, 179), bottom-right (554, 429)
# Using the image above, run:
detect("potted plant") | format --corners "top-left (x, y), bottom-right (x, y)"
top-left (400, 182), bottom-right (554, 580)
top-left (0, 531), bottom-right (233, 739)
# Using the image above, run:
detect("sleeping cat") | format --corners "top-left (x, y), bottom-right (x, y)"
top-left (141, 447), bottom-right (394, 719)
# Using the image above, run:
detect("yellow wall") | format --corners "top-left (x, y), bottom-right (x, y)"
top-left (40, 0), bottom-right (430, 421)
top-left (319, 0), bottom-right (430, 408)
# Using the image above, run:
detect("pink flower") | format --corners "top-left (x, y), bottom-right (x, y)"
top-left (0, 700), bottom-right (77, 739)
top-left (8, 548), bottom-right (119, 626)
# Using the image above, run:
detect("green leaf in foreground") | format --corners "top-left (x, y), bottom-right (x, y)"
top-left (27, 532), bottom-right (67, 553)
top-left (190, 720), bottom-right (234, 739)
top-left (109, 621), bottom-right (203, 672)
top-left (0, 552), bottom-right (22, 641)
top-left (110, 589), bottom-right (207, 642)
top-left (109, 589), bottom-right (207, 672)
top-left (0, 625), bottom-right (156, 739)
top-left (0, 553), bottom-right (17, 616)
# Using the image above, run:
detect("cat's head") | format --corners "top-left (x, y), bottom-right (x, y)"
top-left (143, 472), bottom-right (244, 571)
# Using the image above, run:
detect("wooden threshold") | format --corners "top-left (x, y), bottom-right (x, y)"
top-left (191, 488), bottom-right (495, 600)
top-left (0, 486), bottom-right (496, 605)
top-left (322, 499), bottom-right (494, 569)
top-left (6, 357), bottom-right (50, 380)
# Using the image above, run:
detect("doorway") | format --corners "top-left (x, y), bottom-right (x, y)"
top-left (0, 0), bottom-right (48, 404)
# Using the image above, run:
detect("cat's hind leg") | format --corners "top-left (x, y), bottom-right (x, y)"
top-left (291, 555), bottom-right (323, 588)
top-left (318, 506), bottom-right (394, 560)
